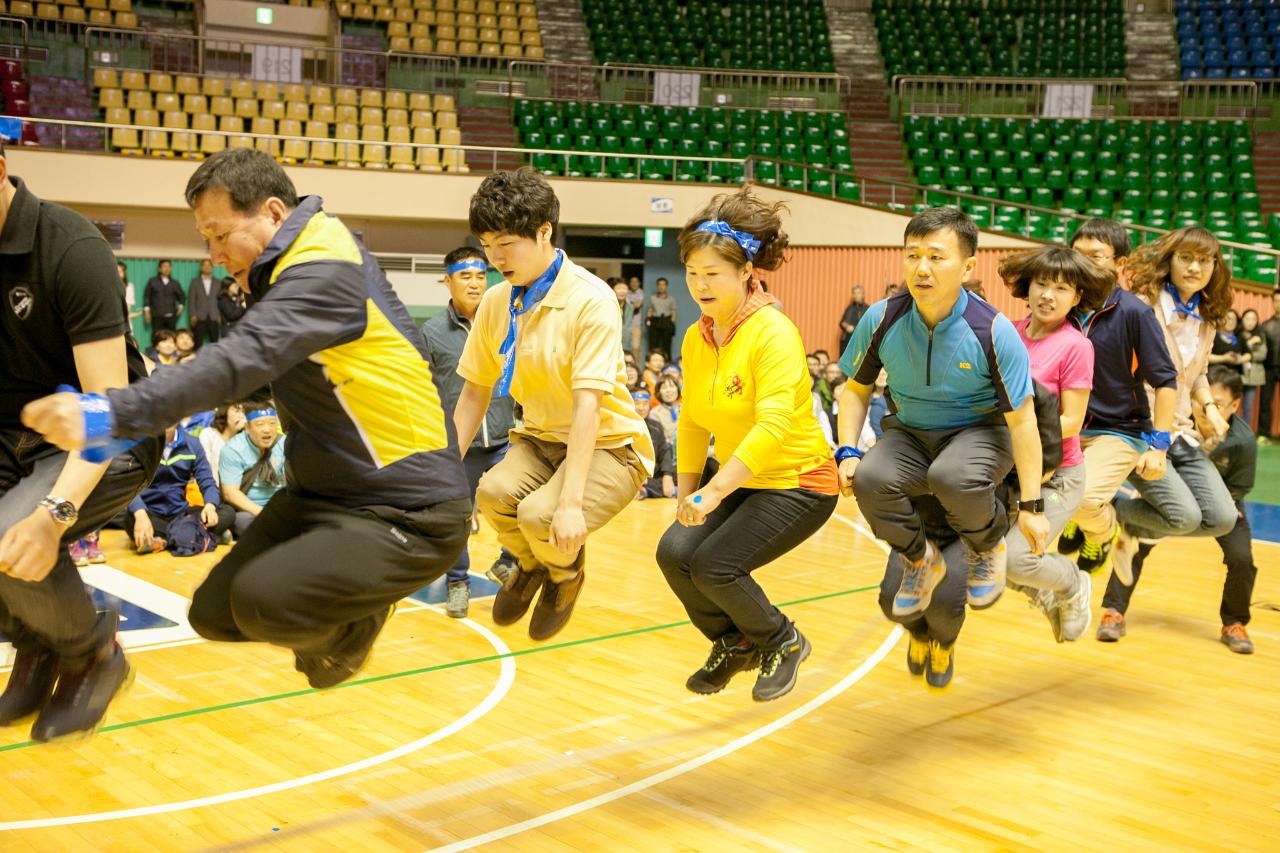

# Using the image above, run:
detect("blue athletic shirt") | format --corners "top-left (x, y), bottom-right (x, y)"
top-left (839, 289), bottom-right (1033, 430)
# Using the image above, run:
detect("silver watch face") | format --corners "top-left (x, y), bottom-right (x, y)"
top-left (42, 498), bottom-right (77, 524)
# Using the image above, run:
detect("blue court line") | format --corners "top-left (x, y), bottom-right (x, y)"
top-left (1244, 501), bottom-right (1280, 544)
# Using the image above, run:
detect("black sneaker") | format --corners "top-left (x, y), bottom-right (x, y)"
top-left (30, 643), bottom-right (132, 742)
top-left (1057, 519), bottom-right (1084, 557)
top-left (1076, 524), bottom-right (1119, 575)
top-left (752, 628), bottom-right (811, 702)
top-left (485, 553), bottom-right (518, 585)
top-left (686, 635), bottom-right (760, 695)
top-left (0, 646), bottom-right (58, 726)
top-left (296, 604), bottom-right (392, 689)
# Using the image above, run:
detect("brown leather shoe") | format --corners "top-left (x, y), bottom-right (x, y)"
top-left (528, 567), bottom-right (585, 641)
top-left (491, 566), bottom-right (547, 626)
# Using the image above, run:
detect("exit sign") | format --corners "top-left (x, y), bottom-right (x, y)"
top-left (644, 228), bottom-right (664, 248)
top-left (256, 7), bottom-right (273, 24)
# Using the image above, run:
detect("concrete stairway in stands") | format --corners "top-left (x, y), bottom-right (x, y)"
top-left (534, 0), bottom-right (595, 66)
top-left (459, 105), bottom-right (525, 172)
top-left (825, 2), bottom-right (913, 205)
top-left (1125, 5), bottom-right (1182, 116)
top-left (1251, 130), bottom-right (1280, 215)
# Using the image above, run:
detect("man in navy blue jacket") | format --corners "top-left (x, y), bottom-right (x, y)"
top-left (125, 425), bottom-right (233, 552)
top-left (1059, 220), bottom-right (1179, 578)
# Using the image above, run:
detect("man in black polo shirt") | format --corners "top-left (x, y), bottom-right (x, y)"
top-left (0, 144), bottom-right (159, 742)
top-left (143, 258), bottom-right (184, 341)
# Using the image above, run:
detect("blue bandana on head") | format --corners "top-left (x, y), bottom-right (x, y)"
top-left (1165, 283), bottom-right (1203, 322)
top-left (495, 249), bottom-right (564, 398)
top-left (695, 220), bottom-right (760, 260)
top-left (246, 408), bottom-right (277, 422)
top-left (446, 259), bottom-right (487, 275)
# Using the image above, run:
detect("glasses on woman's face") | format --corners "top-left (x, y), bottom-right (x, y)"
top-left (1174, 251), bottom-right (1215, 268)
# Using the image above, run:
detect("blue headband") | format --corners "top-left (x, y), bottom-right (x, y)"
top-left (246, 408), bottom-right (277, 422)
top-left (631, 391), bottom-right (651, 401)
top-left (446, 259), bottom-right (487, 275)
top-left (695, 220), bottom-right (761, 260)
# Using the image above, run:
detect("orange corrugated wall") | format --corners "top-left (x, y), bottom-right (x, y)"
top-left (768, 247), bottom-right (1276, 357)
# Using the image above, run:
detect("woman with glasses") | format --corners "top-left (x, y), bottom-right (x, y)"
top-left (1100, 226), bottom-right (1238, 637)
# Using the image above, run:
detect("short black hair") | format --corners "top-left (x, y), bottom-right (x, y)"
top-left (904, 207), bottom-right (978, 257)
top-left (184, 148), bottom-right (300, 213)
top-left (152, 329), bottom-right (177, 344)
top-left (158, 259), bottom-right (171, 268)
top-left (444, 246), bottom-right (487, 268)
top-left (1071, 218), bottom-right (1132, 259)
top-left (813, 349), bottom-right (829, 359)
top-left (1208, 365), bottom-right (1244, 400)
top-left (656, 276), bottom-right (669, 285)
top-left (468, 167), bottom-right (559, 241)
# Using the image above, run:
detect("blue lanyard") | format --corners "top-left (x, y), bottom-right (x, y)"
top-left (495, 250), bottom-right (563, 398)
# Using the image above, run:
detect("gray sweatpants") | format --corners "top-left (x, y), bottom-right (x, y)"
top-left (854, 417), bottom-right (1014, 563)
top-left (1005, 463), bottom-right (1085, 597)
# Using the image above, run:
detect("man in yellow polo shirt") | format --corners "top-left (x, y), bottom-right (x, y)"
top-left (454, 169), bottom-right (653, 640)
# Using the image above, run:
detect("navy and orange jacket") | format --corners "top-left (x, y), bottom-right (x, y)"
top-left (1068, 286), bottom-right (1178, 440)
top-left (109, 196), bottom-right (467, 509)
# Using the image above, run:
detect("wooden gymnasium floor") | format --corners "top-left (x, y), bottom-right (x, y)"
top-left (1, 496), bottom-right (1278, 851)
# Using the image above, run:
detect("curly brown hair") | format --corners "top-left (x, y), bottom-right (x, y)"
top-left (677, 187), bottom-right (790, 272)
top-left (998, 244), bottom-right (1116, 314)
top-left (1127, 226), bottom-right (1234, 325)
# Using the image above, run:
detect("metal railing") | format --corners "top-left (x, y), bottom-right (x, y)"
top-left (0, 16), bottom-right (28, 60)
top-left (894, 76), bottom-right (1260, 122)
top-left (745, 156), bottom-right (1280, 288)
top-left (508, 60), bottom-right (849, 112)
top-left (83, 26), bottom-right (462, 93)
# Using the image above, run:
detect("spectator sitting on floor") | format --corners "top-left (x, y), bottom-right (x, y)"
top-left (175, 328), bottom-right (197, 362)
top-left (146, 329), bottom-right (180, 368)
top-left (198, 403), bottom-right (247, 488)
top-left (126, 423), bottom-right (235, 554)
top-left (643, 349), bottom-right (667, 394)
top-left (651, 374), bottom-right (682, 446)
top-left (625, 362), bottom-right (643, 392)
top-left (219, 403), bottom-right (286, 536)
top-left (634, 390), bottom-right (676, 499)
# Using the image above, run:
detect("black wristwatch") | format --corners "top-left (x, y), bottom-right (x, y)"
top-left (1017, 498), bottom-right (1045, 514)
top-left (38, 496), bottom-right (79, 526)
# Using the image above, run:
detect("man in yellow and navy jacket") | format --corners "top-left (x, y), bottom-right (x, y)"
top-left (23, 149), bottom-right (471, 689)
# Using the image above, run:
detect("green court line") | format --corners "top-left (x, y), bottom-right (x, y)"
top-left (0, 583), bottom-right (882, 754)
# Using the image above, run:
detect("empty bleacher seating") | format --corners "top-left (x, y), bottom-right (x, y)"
top-left (1177, 0), bottom-right (1280, 79)
top-left (1, 0), bottom-right (138, 27)
top-left (336, 0), bottom-right (543, 60)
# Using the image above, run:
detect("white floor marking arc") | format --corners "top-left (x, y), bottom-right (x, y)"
top-left (0, 609), bottom-right (516, 831)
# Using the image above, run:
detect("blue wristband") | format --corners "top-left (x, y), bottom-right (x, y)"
top-left (834, 445), bottom-right (863, 462)
top-left (1142, 430), bottom-right (1172, 452)
top-left (58, 384), bottom-right (139, 463)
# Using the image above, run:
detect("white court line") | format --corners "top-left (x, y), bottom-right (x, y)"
top-left (0, 609), bottom-right (517, 831)
top-left (424, 511), bottom-right (902, 853)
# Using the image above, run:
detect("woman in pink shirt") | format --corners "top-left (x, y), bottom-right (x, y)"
top-left (999, 245), bottom-right (1112, 642)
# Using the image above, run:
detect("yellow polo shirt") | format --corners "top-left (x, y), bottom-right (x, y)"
top-left (457, 254), bottom-right (655, 475)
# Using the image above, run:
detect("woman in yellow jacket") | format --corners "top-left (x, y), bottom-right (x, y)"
top-left (656, 189), bottom-right (839, 703)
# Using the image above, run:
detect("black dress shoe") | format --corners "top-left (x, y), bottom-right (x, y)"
top-left (31, 643), bottom-right (132, 743)
top-left (0, 646), bottom-right (58, 726)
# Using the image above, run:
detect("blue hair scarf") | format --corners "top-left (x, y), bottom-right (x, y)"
top-left (695, 220), bottom-right (760, 260)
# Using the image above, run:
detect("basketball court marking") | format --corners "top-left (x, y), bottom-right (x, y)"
top-left (423, 512), bottom-right (903, 852)
top-left (0, 610), bottom-right (517, 831)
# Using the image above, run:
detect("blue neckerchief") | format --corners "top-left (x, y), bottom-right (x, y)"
top-left (1165, 283), bottom-right (1203, 322)
top-left (495, 249), bottom-right (563, 398)
top-left (1075, 308), bottom-right (1097, 328)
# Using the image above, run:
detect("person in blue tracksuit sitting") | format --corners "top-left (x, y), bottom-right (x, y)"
top-left (125, 424), bottom-right (234, 553)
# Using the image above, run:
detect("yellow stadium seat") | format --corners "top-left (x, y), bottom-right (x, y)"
top-left (36, 4), bottom-right (59, 21)
top-left (142, 128), bottom-right (170, 155)
top-left (478, 0), bottom-right (497, 12)
top-left (112, 125), bottom-right (141, 154)
top-left (218, 116), bottom-right (243, 133)
top-left (360, 88), bottom-right (382, 108)
top-left (442, 147), bottom-right (467, 173)
top-left (149, 73), bottom-right (173, 93)
top-left (479, 13), bottom-right (496, 27)
top-left (497, 1), bottom-right (515, 13)
top-left (279, 118), bottom-right (303, 138)
top-left (261, 100), bottom-right (285, 121)
top-left (335, 2), bottom-right (351, 16)
top-left (516, 2), bottom-right (534, 15)
top-left (459, 41), bottom-right (479, 56)
top-left (155, 92), bottom-right (179, 112)
top-left (175, 75), bottom-right (200, 95)
top-left (457, 0), bottom-right (475, 11)
top-left (410, 109), bottom-right (433, 129)
top-left (436, 21), bottom-right (455, 37)
top-left (482, 43), bottom-right (501, 57)
top-left (412, 125), bottom-right (437, 144)
top-left (114, 11), bottom-right (136, 27)
top-left (255, 133), bottom-right (280, 158)
top-left (183, 94), bottom-right (207, 114)
top-left (121, 70), bottom-right (146, 91)
top-left (335, 87), bottom-right (358, 106)
top-left (498, 13), bottom-right (516, 29)
top-left (92, 68), bottom-right (119, 89)
top-left (308, 135), bottom-right (337, 164)
top-left (304, 120), bottom-right (329, 139)
top-left (501, 43), bottom-right (521, 58)
top-left (192, 113), bottom-right (216, 132)
top-left (85, 0), bottom-right (108, 8)
top-left (385, 108), bottom-right (408, 127)
top-left (435, 0), bottom-right (455, 9)
top-left (501, 29), bottom-right (519, 45)
top-left (409, 92), bottom-right (432, 111)
top-left (229, 134), bottom-right (254, 150)
top-left (257, 82), bottom-right (280, 102)
top-left (163, 110), bottom-right (187, 130)
top-left (436, 40), bottom-right (458, 54)
top-left (458, 12), bottom-right (476, 26)
top-left (234, 98), bottom-right (257, 119)
top-left (361, 124), bottom-right (385, 143)
top-left (108, 0), bottom-right (130, 11)
top-left (390, 146), bottom-right (414, 171)
top-left (286, 101), bottom-right (309, 122)
top-left (309, 84), bottom-right (332, 105)
top-left (335, 122), bottom-right (360, 166)
top-left (433, 93), bottom-right (456, 113)
top-left (359, 106), bottom-right (383, 127)
top-left (63, 7), bottom-right (85, 23)
top-left (105, 106), bottom-right (131, 126)
top-left (252, 116), bottom-right (276, 136)
top-left (459, 26), bottom-right (478, 41)
top-left (521, 30), bottom-right (540, 46)
top-left (311, 103), bottom-right (335, 124)
top-left (335, 104), bottom-right (357, 124)
top-left (282, 137), bottom-right (309, 164)
top-left (480, 27), bottom-right (498, 43)
top-left (394, 7), bottom-right (413, 22)
top-left (415, 9), bottom-right (435, 24)
top-left (202, 78), bottom-right (226, 97)
top-left (283, 83), bottom-right (307, 104)
top-left (411, 36), bottom-right (433, 53)
top-left (376, 5), bottom-right (393, 22)
top-left (410, 21), bottom-right (429, 37)
top-left (354, 4), bottom-right (373, 20)
top-left (230, 79), bottom-right (254, 99)
top-left (385, 90), bottom-right (407, 110)
top-left (388, 124), bottom-right (411, 144)
top-left (126, 90), bottom-right (152, 110)
top-left (200, 130), bottom-right (226, 156)
top-left (134, 108), bottom-right (159, 128)
top-left (98, 88), bottom-right (124, 109)
top-left (518, 13), bottom-right (536, 31)
top-left (525, 45), bottom-right (543, 59)
top-left (88, 8), bottom-right (112, 24)
top-left (171, 128), bottom-right (197, 156)
top-left (390, 35), bottom-right (410, 51)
